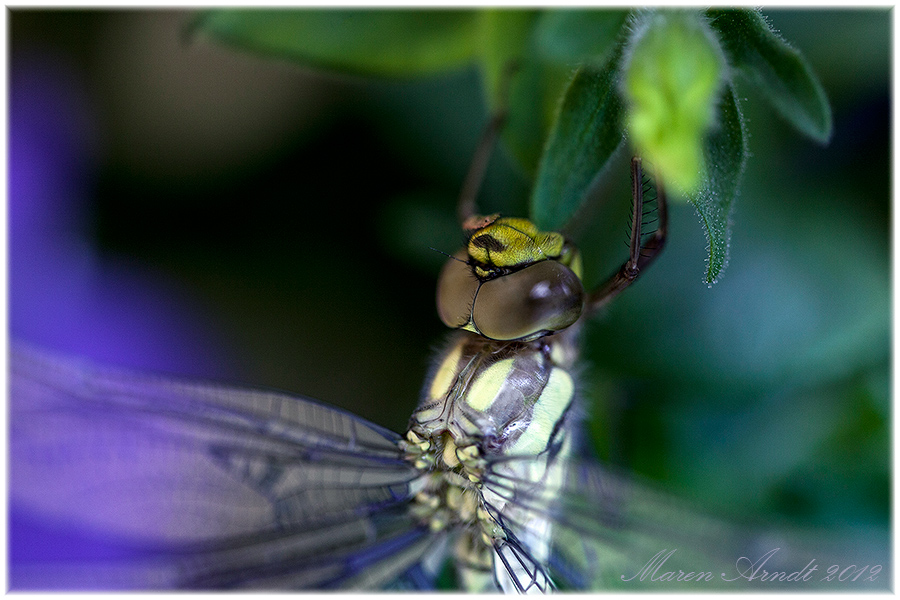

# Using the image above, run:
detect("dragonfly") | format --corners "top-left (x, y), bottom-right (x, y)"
top-left (9, 118), bottom-right (797, 592)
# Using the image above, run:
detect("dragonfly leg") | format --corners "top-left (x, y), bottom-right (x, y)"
top-left (456, 61), bottom-right (518, 224)
top-left (586, 157), bottom-right (668, 314)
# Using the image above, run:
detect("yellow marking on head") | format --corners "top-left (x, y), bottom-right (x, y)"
top-left (467, 217), bottom-right (565, 270)
top-left (428, 341), bottom-right (464, 401)
top-left (465, 358), bottom-right (515, 412)
top-left (508, 368), bottom-right (574, 455)
top-left (473, 265), bottom-right (492, 279)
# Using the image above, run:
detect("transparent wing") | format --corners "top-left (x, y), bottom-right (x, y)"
top-left (479, 451), bottom-right (889, 592)
top-left (481, 453), bottom-right (739, 591)
top-left (10, 343), bottom-right (439, 590)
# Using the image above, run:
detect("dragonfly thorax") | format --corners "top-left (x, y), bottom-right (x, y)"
top-left (401, 431), bottom-right (506, 591)
top-left (403, 328), bottom-right (579, 591)
top-left (402, 431), bottom-right (497, 527)
top-left (409, 331), bottom-right (577, 459)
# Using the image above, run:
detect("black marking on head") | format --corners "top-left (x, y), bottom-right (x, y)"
top-left (471, 234), bottom-right (505, 253)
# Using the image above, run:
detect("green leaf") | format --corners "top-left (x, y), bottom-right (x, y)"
top-left (688, 84), bottom-right (747, 284)
top-left (533, 9), bottom-right (629, 67)
top-left (479, 10), bottom-right (547, 176)
top-left (530, 54), bottom-right (624, 232)
top-left (708, 8), bottom-right (832, 143)
top-left (192, 9), bottom-right (479, 77)
top-left (622, 11), bottom-right (725, 194)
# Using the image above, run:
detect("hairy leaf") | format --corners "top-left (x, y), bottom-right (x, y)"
top-left (689, 84), bottom-right (747, 284)
top-left (530, 54), bottom-right (624, 232)
top-left (708, 8), bottom-right (832, 143)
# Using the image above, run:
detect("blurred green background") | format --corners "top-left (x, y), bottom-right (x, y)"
top-left (10, 8), bottom-right (889, 567)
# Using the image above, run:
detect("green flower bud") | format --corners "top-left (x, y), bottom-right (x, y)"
top-left (623, 11), bottom-right (724, 194)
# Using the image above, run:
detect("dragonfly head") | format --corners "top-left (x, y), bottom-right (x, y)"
top-left (436, 215), bottom-right (585, 341)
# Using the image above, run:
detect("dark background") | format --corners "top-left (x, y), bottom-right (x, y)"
top-left (9, 8), bottom-right (890, 569)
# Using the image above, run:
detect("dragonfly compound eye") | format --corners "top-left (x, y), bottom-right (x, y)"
top-left (436, 250), bottom-right (481, 330)
top-left (436, 253), bottom-right (584, 341)
top-left (473, 260), bottom-right (584, 340)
